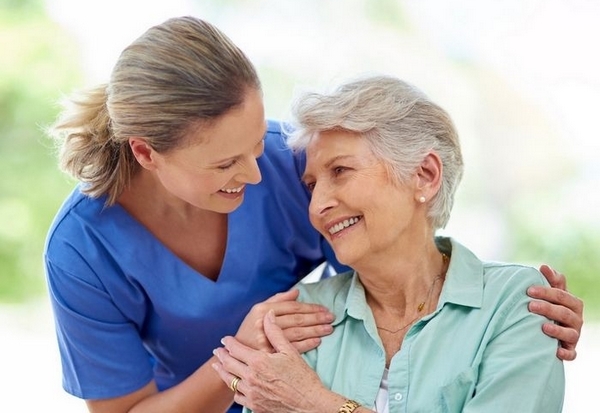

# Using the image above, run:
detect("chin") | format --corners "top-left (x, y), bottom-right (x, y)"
top-left (210, 196), bottom-right (245, 214)
top-left (331, 250), bottom-right (356, 267)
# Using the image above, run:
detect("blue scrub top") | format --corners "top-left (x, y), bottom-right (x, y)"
top-left (44, 120), bottom-right (345, 411)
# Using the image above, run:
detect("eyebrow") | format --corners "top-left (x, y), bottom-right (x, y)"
top-left (301, 154), bottom-right (354, 181)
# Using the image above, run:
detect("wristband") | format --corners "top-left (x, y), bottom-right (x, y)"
top-left (338, 399), bottom-right (361, 413)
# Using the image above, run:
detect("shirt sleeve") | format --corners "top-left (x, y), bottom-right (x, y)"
top-left (460, 266), bottom-right (565, 412)
top-left (45, 258), bottom-right (154, 399)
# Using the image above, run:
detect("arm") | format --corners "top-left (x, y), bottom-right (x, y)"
top-left (464, 269), bottom-right (565, 412)
top-left (529, 265), bottom-right (584, 360)
top-left (213, 310), bottom-right (373, 413)
top-left (85, 290), bottom-right (335, 413)
top-left (87, 363), bottom-right (234, 413)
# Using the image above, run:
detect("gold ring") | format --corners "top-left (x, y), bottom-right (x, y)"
top-left (229, 376), bottom-right (241, 393)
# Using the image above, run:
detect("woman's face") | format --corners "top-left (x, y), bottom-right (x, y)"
top-left (303, 130), bottom-right (421, 267)
top-left (152, 88), bottom-right (267, 214)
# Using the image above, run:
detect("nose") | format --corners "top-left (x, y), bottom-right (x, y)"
top-left (308, 181), bottom-right (337, 218)
top-left (243, 155), bottom-right (262, 185)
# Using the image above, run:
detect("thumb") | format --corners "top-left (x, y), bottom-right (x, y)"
top-left (539, 264), bottom-right (566, 290)
top-left (263, 309), bottom-right (299, 355)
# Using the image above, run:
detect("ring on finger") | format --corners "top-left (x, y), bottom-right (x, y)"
top-left (229, 376), bottom-right (241, 393)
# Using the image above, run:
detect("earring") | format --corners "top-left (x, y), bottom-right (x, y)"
top-left (418, 196), bottom-right (426, 203)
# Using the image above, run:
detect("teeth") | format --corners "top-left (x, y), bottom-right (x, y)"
top-left (221, 186), bottom-right (243, 194)
top-left (328, 216), bottom-right (361, 235)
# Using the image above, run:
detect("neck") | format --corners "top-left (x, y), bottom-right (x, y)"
top-left (361, 242), bottom-right (448, 316)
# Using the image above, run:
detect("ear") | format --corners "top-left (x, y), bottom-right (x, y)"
top-left (415, 152), bottom-right (443, 202)
top-left (129, 137), bottom-right (158, 170)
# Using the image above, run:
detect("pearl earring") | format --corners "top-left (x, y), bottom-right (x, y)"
top-left (419, 196), bottom-right (426, 203)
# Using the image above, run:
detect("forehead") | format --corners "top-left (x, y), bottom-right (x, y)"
top-left (181, 89), bottom-right (266, 155)
top-left (305, 130), bottom-right (374, 164)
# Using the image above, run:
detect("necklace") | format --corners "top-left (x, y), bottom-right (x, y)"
top-left (376, 253), bottom-right (449, 334)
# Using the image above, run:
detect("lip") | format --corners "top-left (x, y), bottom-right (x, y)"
top-left (325, 215), bottom-right (363, 237)
top-left (218, 185), bottom-right (245, 199)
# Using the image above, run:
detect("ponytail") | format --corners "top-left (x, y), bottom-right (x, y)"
top-left (48, 84), bottom-right (137, 205)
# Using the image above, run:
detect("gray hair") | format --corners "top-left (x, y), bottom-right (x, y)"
top-left (286, 75), bottom-right (463, 229)
top-left (47, 16), bottom-right (260, 205)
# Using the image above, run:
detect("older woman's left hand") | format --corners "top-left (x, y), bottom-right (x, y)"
top-left (212, 310), bottom-right (344, 413)
top-left (528, 264), bottom-right (584, 361)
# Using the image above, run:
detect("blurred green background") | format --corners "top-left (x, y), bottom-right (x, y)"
top-left (1, 0), bottom-right (598, 318)
top-left (0, 0), bottom-right (79, 302)
top-left (1, 0), bottom-right (598, 411)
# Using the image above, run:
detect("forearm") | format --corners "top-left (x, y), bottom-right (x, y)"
top-left (132, 356), bottom-right (233, 413)
top-left (89, 355), bottom-right (234, 413)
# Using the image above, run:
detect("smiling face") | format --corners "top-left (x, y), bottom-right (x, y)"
top-left (145, 88), bottom-right (267, 214)
top-left (303, 130), bottom-right (424, 268)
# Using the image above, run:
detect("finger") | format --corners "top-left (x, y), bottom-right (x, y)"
top-left (263, 288), bottom-right (300, 304)
top-left (556, 346), bottom-right (577, 362)
top-left (264, 309), bottom-right (299, 355)
top-left (255, 298), bottom-right (333, 322)
top-left (213, 346), bottom-right (248, 380)
top-left (538, 264), bottom-right (567, 290)
top-left (528, 286), bottom-right (584, 317)
top-left (290, 337), bottom-right (323, 354)
top-left (211, 354), bottom-right (244, 392)
top-left (217, 336), bottom-right (263, 377)
top-left (528, 299), bottom-right (582, 330)
top-left (271, 300), bottom-right (334, 318)
top-left (541, 321), bottom-right (580, 349)
top-left (280, 323), bottom-right (333, 345)
top-left (276, 308), bottom-right (335, 330)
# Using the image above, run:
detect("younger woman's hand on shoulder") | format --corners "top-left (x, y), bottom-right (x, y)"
top-left (528, 264), bottom-right (584, 361)
top-left (235, 289), bottom-right (335, 353)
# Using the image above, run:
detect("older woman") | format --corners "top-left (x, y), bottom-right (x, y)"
top-left (213, 75), bottom-right (565, 412)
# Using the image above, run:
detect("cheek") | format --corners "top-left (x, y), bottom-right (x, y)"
top-left (160, 167), bottom-right (222, 197)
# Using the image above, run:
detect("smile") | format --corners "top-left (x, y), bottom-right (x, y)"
top-left (328, 216), bottom-right (362, 235)
top-left (220, 185), bottom-right (244, 194)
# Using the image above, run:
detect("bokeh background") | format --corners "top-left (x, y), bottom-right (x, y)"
top-left (1, 0), bottom-right (598, 411)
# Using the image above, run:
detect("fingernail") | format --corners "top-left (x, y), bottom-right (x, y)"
top-left (220, 337), bottom-right (225, 345)
top-left (527, 286), bottom-right (540, 295)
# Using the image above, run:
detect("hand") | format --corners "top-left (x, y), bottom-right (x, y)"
top-left (235, 289), bottom-right (335, 353)
top-left (213, 310), bottom-right (341, 413)
top-left (527, 264), bottom-right (584, 361)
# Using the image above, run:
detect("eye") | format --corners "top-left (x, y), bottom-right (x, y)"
top-left (333, 166), bottom-right (347, 176)
top-left (217, 160), bottom-right (237, 170)
top-left (304, 181), bottom-right (316, 193)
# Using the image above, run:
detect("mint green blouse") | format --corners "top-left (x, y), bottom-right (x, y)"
top-left (295, 237), bottom-right (564, 412)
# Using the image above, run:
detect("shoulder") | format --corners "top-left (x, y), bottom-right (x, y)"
top-left (297, 271), bottom-right (354, 307)
top-left (45, 186), bottom-right (103, 248)
top-left (445, 237), bottom-right (547, 294)
top-left (482, 261), bottom-right (548, 294)
top-left (44, 187), bottom-right (146, 279)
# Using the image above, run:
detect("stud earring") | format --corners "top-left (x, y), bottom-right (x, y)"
top-left (418, 196), bottom-right (426, 203)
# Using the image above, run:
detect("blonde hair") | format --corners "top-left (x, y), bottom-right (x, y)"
top-left (286, 75), bottom-right (464, 230)
top-left (48, 16), bottom-right (260, 205)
